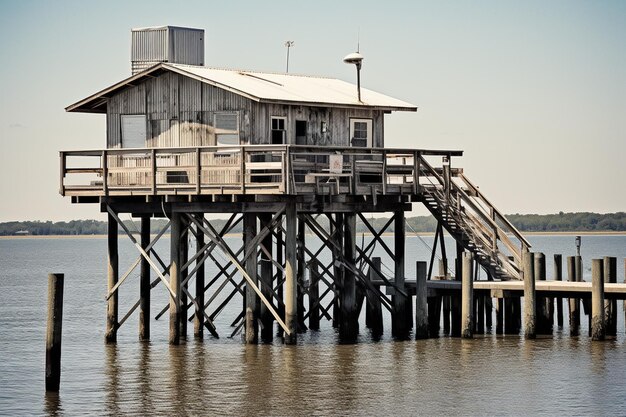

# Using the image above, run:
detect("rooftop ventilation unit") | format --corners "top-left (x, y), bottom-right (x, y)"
top-left (131, 26), bottom-right (204, 75)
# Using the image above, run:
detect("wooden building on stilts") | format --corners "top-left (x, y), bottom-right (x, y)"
top-left (60, 26), bottom-right (534, 345)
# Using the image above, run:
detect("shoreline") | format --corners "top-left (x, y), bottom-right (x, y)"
top-left (2, 230), bottom-right (626, 239)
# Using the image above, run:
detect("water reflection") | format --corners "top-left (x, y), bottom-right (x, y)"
top-left (104, 344), bottom-right (120, 416)
top-left (44, 391), bottom-right (62, 417)
top-left (243, 345), bottom-right (273, 416)
top-left (137, 342), bottom-right (153, 414)
top-left (168, 344), bottom-right (190, 413)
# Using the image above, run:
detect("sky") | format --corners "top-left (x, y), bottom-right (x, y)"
top-left (0, 0), bottom-right (624, 222)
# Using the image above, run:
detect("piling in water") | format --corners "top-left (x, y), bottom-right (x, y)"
top-left (169, 212), bottom-right (181, 345)
top-left (451, 247), bottom-right (463, 337)
top-left (243, 213), bottom-right (259, 344)
top-left (391, 211), bottom-right (409, 340)
top-left (180, 219), bottom-right (189, 339)
top-left (535, 253), bottom-right (552, 334)
top-left (308, 259), bottom-right (320, 331)
top-left (415, 261), bottom-right (428, 339)
top-left (439, 259), bottom-right (450, 335)
top-left (523, 252), bottom-right (536, 339)
top-left (604, 257), bottom-right (617, 337)
top-left (340, 212), bottom-right (358, 343)
top-left (495, 297), bottom-right (503, 334)
top-left (194, 214), bottom-right (205, 339)
top-left (284, 201), bottom-right (298, 345)
top-left (567, 256), bottom-right (580, 336)
top-left (591, 259), bottom-right (605, 341)
top-left (366, 257), bottom-right (383, 337)
top-left (428, 274), bottom-right (442, 338)
top-left (461, 253), bottom-right (473, 339)
top-left (106, 213), bottom-right (118, 344)
top-left (139, 216), bottom-right (150, 341)
top-left (554, 254), bottom-right (563, 327)
top-left (46, 273), bottom-right (64, 392)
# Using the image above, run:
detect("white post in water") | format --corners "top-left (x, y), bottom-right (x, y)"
top-left (591, 259), bottom-right (605, 341)
top-left (461, 252), bottom-right (473, 339)
top-left (523, 252), bottom-right (536, 339)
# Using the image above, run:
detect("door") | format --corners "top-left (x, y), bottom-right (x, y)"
top-left (121, 114), bottom-right (147, 148)
top-left (295, 120), bottom-right (307, 145)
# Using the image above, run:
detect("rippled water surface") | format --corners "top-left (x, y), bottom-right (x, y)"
top-left (1, 234), bottom-right (625, 416)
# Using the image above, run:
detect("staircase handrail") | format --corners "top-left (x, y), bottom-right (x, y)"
top-left (458, 173), bottom-right (531, 249)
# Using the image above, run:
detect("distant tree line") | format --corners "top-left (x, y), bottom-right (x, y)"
top-left (1, 212), bottom-right (625, 236)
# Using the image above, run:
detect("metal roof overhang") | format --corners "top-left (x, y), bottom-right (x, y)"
top-left (66, 63), bottom-right (417, 114)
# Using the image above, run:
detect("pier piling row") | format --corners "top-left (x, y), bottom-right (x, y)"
top-left (100, 197), bottom-right (626, 345)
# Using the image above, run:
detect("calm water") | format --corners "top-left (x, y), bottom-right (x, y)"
top-left (1, 234), bottom-right (625, 416)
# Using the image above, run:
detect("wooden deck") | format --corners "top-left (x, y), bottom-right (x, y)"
top-left (376, 279), bottom-right (626, 299)
top-left (60, 144), bottom-right (462, 198)
top-left (60, 144), bottom-right (532, 282)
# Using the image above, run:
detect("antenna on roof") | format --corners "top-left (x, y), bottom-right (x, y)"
top-left (285, 41), bottom-right (294, 73)
top-left (343, 35), bottom-right (364, 103)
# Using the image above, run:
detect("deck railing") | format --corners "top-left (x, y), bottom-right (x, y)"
top-left (59, 145), bottom-right (463, 198)
top-left (60, 144), bottom-right (530, 279)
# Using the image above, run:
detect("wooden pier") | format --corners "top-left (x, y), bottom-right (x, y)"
top-left (59, 26), bottom-right (624, 347)
top-left (60, 144), bottom-right (626, 345)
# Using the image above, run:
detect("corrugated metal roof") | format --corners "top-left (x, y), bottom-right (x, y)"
top-left (66, 63), bottom-right (417, 113)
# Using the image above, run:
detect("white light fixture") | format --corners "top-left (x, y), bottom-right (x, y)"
top-left (343, 51), bottom-right (364, 103)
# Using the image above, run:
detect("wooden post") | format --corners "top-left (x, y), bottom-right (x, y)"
top-left (331, 213), bottom-right (343, 328)
top-left (366, 257), bottom-right (384, 338)
top-left (169, 211), bottom-right (181, 345)
top-left (604, 257), bottom-right (617, 337)
top-left (260, 213), bottom-right (274, 342)
top-left (392, 211), bottom-right (409, 339)
top-left (105, 212), bottom-right (118, 344)
top-left (139, 215), bottom-right (150, 341)
top-left (415, 261), bottom-right (428, 339)
top-left (276, 226), bottom-right (284, 337)
top-left (439, 259), bottom-right (450, 335)
top-left (46, 273), bottom-right (64, 392)
top-left (284, 201), bottom-right (298, 344)
top-left (534, 253), bottom-right (551, 334)
top-left (427, 280), bottom-right (441, 338)
top-left (485, 294), bottom-right (493, 330)
top-left (476, 293), bottom-right (485, 334)
top-left (513, 296), bottom-right (522, 334)
top-left (309, 259), bottom-right (320, 331)
top-left (567, 256), bottom-right (580, 336)
top-left (180, 218), bottom-right (188, 339)
top-left (451, 243), bottom-right (463, 337)
top-left (243, 212), bottom-right (259, 344)
top-left (554, 254), bottom-right (563, 328)
top-left (340, 212), bottom-right (358, 343)
top-left (504, 296), bottom-right (514, 334)
top-left (461, 252), bottom-right (473, 338)
top-left (296, 218), bottom-right (307, 332)
top-left (194, 214), bottom-right (205, 339)
top-left (523, 251), bottom-right (536, 339)
top-left (591, 259), bottom-right (605, 341)
top-left (495, 297), bottom-right (503, 334)
top-left (574, 255), bottom-right (591, 335)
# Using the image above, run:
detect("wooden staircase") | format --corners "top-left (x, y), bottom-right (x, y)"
top-left (418, 159), bottom-right (531, 280)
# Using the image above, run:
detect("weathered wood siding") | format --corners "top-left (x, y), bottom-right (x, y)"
top-left (106, 71), bottom-right (386, 148)
top-left (249, 103), bottom-right (384, 147)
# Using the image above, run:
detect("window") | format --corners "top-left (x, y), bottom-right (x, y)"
top-left (349, 118), bottom-right (373, 147)
top-left (214, 112), bottom-right (239, 146)
top-left (271, 117), bottom-right (286, 144)
top-left (121, 115), bottom-right (147, 148)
